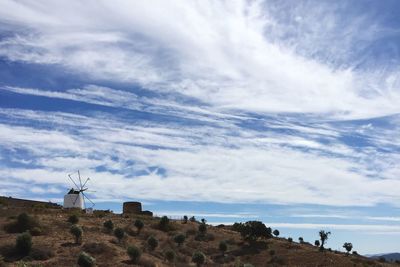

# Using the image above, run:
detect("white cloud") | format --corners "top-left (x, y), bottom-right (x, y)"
top-left (0, 0), bottom-right (399, 118)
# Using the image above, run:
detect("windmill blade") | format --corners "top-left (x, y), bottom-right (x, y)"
top-left (82, 177), bottom-right (90, 188)
top-left (82, 192), bottom-right (95, 208)
top-left (68, 174), bottom-right (80, 189)
top-left (78, 170), bottom-right (83, 190)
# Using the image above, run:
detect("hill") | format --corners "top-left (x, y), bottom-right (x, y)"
top-left (369, 253), bottom-right (400, 263)
top-left (0, 205), bottom-right (398, 266)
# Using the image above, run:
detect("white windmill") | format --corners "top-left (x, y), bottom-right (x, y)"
top-left (63, 170), bottom-right (95, 210)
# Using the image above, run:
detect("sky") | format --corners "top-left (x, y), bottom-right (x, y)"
top-left (0, 0), bottom-right (399, 255)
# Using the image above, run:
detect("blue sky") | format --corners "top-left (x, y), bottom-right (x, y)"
top-left (0, 0), bottom-right (400, 254)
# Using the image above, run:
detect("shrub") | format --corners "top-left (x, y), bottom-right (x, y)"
top-left (127, 245), bottom-right (141, 263)
top-left (147, 236), bottom-right (158, 251)
top-left (343, 242), bottom-right (353, 254)
top-left (298, 237), bottom-right (304, 244)
top-left (164, 249), bottom-right (175, 263)
top-left (70, 225), bottom-right (83, 244)
top-left (352, 251), bottom-right (358, 255)
top-left (183, 215), bottom-right (188, 224)
top-left (174, 233), bottom-right (186, 247)
top-left (134, 219), bottom-right (144, 234)
top-left (201, 218), bottom-right (207, 224)
top-left (273, 229), bottom-right (279, 237)
top-left (233, 221), bottom-right (272, 242)
top-left (5, 212), bottom-right (39, 233)
top-left (16, 232), bottom-right (32, 255)
top-left (314, 240), bottom-right (320, 247)
top-left (68, 214), bottom-right (79, 224)
top-left (318, 230), bottom-right (331, 251)
top-left (288, 237), bottom-right (293, 243)
top-left (77, 252), bottom-right (95, 267)
top-left (269, 249), bottom-right (275, 256)
top-left (192, 251), bottom-right (206, 267)
top-left (219, 241), bottom-right (227, 256)
top-left (114, 227), bottom-right (125, 243)
top-left (159, 216), bottom-right (170, 231)
top-left (189, 216), bottom-right (196, 222)
top-left (30, 246), bottom-right (54, 260)
top-left (103, 220), bottom-right (114, 232)
top-left (198, 223), bottom-right (207, 235)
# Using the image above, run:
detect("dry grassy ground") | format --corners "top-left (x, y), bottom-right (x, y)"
top-left (0, 206), bottom-right (397, 267)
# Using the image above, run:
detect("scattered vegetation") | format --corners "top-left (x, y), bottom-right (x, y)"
top-left (343, 242), bottom-right (353, 254)
top-left (70, 225), bottom-right (83, 244)
top-left (219, 240), bottom-right (228, 256)
top-left (158, 216), bottom-right (170, 231)
top-left (68, 214), bottom-right (79, 224)
top-left (318, 230), bottom-right (331, 251)
top-left (192, 251), bottom-right (206, 267)
top-left (114, 227), bottom-right (125, 243)
top-left (77, 252), bottom-right (95, 267)
top-left (103, 220), bottom-right (114, 232)
top-left (4, 213), bottom-right (40, 234)
top-left (164, 249), bottom-right (175, 263)
top-left (232, 221), bottom-right (272, 242)
top-left (127, 245), bottom-right (141, 263)
top-left (147, 236), bottom-right (158, 251)
top-left (16, 232), bottom-right (32, 256)
top-left (134, 219), bottom-right (144, 234)
top-left (173, 233), bottom-right (186, 247)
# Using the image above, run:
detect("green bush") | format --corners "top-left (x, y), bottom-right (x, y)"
top-left (30, 227), bottom-right (42, 236)
top-left (298, 237), bottom-right (304, 244)
top-left (192, 251), bottom-right (206, 267)
top-left (219, 241), bottom-right (227, 255)
top-left (174, 233), bottom-right (186, 246)
top-left (70, 225), bottom-right (83, 244)
top-left (5, 213), bottom-right (39, 233)
top-left (16, 231), bottom-right (32, 255)
top-left (343, 242), bottom-right (353, 254)
top-left (114, 227), bottom-right (125, 242)
top-left (68, 214), bottom-right (79, 224)
top-left (233, 221), bottom-right (272, 242)
top-left (164, 249), bottom-right (175, 263)
top-left (314, 240), bottom-right (320, 247)
top-left (147, 236), bottom-right (158, 251)
top-left (77, 252), bottom-right (95, 267)
top-left (127, 245), bottom-right (141, 263)
top-left (273, 229), bottom-right (279, 237)
top-left (103, 220), bottom-right (114, 231)
top-left (134, 219), bottom-right (144, 234)
top-left (159, 216), bottom-right (170, 231)
top-left (183, 215), bottom-right (188, 224)
top-left (288, 237), bottom-right (293, 243)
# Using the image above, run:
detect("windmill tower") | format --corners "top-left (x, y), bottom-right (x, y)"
top-left (63, 170), bottom-right (95, 210)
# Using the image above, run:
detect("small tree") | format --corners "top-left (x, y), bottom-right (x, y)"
top-left (164, 249), bottom-right (175, 263)
top-left (201, 218), bottom-right (207, 224)
top-left (298, 237), bottom-right (304, 244)
top-left (127, 245), bottom-right (141, 263)
top-left (159, 216), bottom-right (170, 231)
top-left (198, 223), bottom-right (207, 236)
top-left (114, 227), bottom-right (125, 243)
top-left (16, 231), bottom-right (32, 255)
top-left (77, 252), bottom-right (95, 267)
top-left (183, 215), bottom-right (188, 224)
top-left (235, 221), bottom-right (272, 243)
top-left (314, 240), bottom-right (320, 247)
top-left (273, 229), bottom-right (279, 237)
top-left (70, 225), bottom-right (83, 244)
top-left (134, 219), bottom-right (144, 234)
top-left (147, 236), bottom-right (159, 251)
top-left (103, 220), bottom-right (114, 232)
top-left (192, 251), bottom-right (206, 267)
top-left (318, 230), bottom-right (331, 251)
top-left (288, 237), bottom-right (293, 243)
top-left (174, 233), bottom-right (186, 247)
top-left (343, 242), bottom-right (353, 254)
top-left (68, 214), bottom-right (79, 224)
top-left (189, 216), bottom-right (196, 222)
top-left (219, 241), bottom-right (228, 256)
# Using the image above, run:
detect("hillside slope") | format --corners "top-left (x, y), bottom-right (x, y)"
top-left (0, 206), bottom-right (397, 267)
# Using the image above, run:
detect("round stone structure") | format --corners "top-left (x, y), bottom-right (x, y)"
top-left (123, 201), bottom-right (142, 214)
